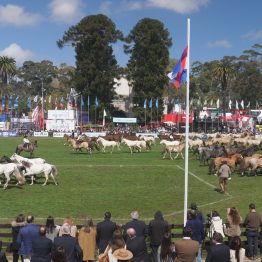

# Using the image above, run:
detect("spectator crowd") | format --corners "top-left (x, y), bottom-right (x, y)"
top-left (2, 202), bottom-right (262, 262)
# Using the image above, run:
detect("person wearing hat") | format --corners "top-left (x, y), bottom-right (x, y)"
top-left (52, 223), bottom-right (83, 262)
top-left (188, 203), bottom-right (205, 225)
top-left (217, 160), bottom-right (231, 193)
top-left (113, 248), bottom-right (133, 262)
top-left (23, 135), bottom-right (30, 149)
top-left (123, 211), bottom-right (147, 241)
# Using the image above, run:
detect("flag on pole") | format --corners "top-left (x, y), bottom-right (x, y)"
top-left (33, 95), bottom-right (38, 103)
top-left (32, 105), bottom-right (39, 124)
top-left (168, 46), bottom-right (188, 89)
top-left (210, 99), bottom-right (213, 106)
top-left (229, 99), bottom-right (232, 109)
top-left (9, 96), bottom-right (13, 108)
top-left (81, 96), bottom-right (84, 107)
top-left (204, 99), bottom-right (207, 105)
top-left (95, 96), bottom-right (99, 107)
top-left (241, 100), bottom-right (244, 109)
top-left (236, 100), bottom-right (239, 110)
top-left (27, 97), bottom-right (31, 109)
top-left (247, 101), bottom-right (250, 108)
top-left (143, 99), bottom-right (147, 109)
top-left (149, 98), bottom-right (152, 108)
top-left (103, 109), bottom-right (107, 117)
top-left (216, 99), bottom-right (220, 108)
top-left (256, 101), bottom-right (259, 108)
top-left (48, 95), bottom-right (52, 104)
top-left (14, 96), bottom-right (19, 109)
top-left (102, 109), bottom-right (107, 126)
top-left (155, 98), bottom-right (159, 108)
top-left (55, 97), bottom-right (58, 109)
top-left (87, 96), bottom-right (90, 107)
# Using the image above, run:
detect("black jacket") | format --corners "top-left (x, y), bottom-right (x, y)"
top-left (31, 236), bottom-right (53, 262)
top-left (52, 235), bottom-right (82, 262)
top-left (205, 243), bottom-right (230, 262)
top-left (96, 219), bottom-right (117, 253)
top-left (124, 219), bottom-right (147, 240)
top-left (126, 236), bottom-right (150, 262)
top-left (11, 221), bottom-right (26, 251)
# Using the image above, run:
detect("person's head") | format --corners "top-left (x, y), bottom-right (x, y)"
top-left (190, 202), bottom-right (198, 210)
top-left (182, 227), bottom-right (192, 238)
top-left (211, 210), bottom-right (219, 217)
top-left (39, 225), bottom-right (46, 236)
top-left (27, 215), bottom-right (34, 224)
top-left (15, 214), bottom-right (25, 223)
top-left (60, 223), bottom-right (71, 235)
top-left (188, 210), bottom-right (197, 220)
top-left (212, 232), bottom-right (223, 244)
top-left (249, 203), bottom-right (256, 210)
top-left (228, 207), bottom-right (241, 225)
top-left (52, 246), bottom-right (67, 262)
top-left (46, 215), bottom-right (55, 229)
top-left (63, 217), bottom-right (73, 225)
top-left (222, 160), bottom-right (227, 165)
top-left (127, 228), bottom-right (136, 238)
top-left (229, 236), bottom-right (242, 250)
top-left (83, 216), bottom-right (93, 232)
top-left (111, 229), bottom-right (125, 251)
top-left (154, 211), bottom-right (164, 221)
top-left (130, 210), bottom-right (139, 220)
top-left (104, 211), bottom-right (111, 219)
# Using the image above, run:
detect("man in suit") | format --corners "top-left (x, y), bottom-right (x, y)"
top-left (124, 211), bottom-right (147, 240)
top-left (205, 232), bottom-right (230, 262)
top-left (52, 223), bottom-right (82, 262)
top-left (31, 226), bottom-right (53, 262)
top-left (96, 211), bottom-right (117, 254)
top-left (17, 215), bottom-right (40, 262)
top-left (126, 228), bottom-right (150, 262)
top-left (174, 227), bottom-right (199, 262)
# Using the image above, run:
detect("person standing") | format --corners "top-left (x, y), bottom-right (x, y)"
top-left (157, 232), bottom-right (175, 262)
top-left (188, 202), bottom-right (205, 225)
top-left (217, 160), bottom-right (231, 193)
top-left (11, 214), bottom-right (26, 262)
top-left (205, 232), bottom-right (230, 262)
top-left (174, 227), bottom-right (199, 262)
top-left (229, 236), bottom-right (245, 262)
top-left (78, 217), bottom-right (97, 262)
top-left (45, 216), bottom-right (60, 242)
top-left (17, 215), bottom-right (40, 262)
top-left (243, 203), bottom-right (262, 260)
top-left (31, 226), bottom-right (53, 262)
top-left (148, 211), bottom-right (169, 262)
top-left (96, 211), bottom-right (117, 254)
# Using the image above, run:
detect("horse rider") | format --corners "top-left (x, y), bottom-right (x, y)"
top-left (23, 135), bottom-right (30, 149)
top-left (217, 160), bottom-right (231, 194)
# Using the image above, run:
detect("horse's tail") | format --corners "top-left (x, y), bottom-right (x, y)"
top-left (13, 165), bottom-right (25, 184)
top-left (208, 158), bottom-right (215, 175)
top-left (51, 165), bottom-right (58, 178)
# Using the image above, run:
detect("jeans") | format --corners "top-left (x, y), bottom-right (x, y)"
top-left (246, 230), bottom-right (259, 258)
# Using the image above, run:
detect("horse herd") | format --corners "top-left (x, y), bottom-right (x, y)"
top-left (0, 153), bottom-right (58, 189)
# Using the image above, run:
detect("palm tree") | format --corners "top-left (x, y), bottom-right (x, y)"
top-left (0, 56), bottom-right (16, 84)
top-left (213, 58), bottom-right (234, 116)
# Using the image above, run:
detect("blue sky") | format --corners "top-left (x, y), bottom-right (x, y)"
top-left (0, 0), bottom-right (261, 67)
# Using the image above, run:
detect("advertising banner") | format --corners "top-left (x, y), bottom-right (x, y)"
top-left (48, 110), bottom-right (75, 120)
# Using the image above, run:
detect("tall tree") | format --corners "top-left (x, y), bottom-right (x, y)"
top-left (57, 14), bottom-right (123, 115)
top-left (124, 18), bottom-right (172, 122)
top-left (0, 56), bottom-right (16, 85)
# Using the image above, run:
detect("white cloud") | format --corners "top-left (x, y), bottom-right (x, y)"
top-left (146, 0), bottom-right (209, 13)
top-left (243, 30), bottom-right (262, 41)
top-left (49, 0), bottom-right (83, 24)
top-left (128, 1), bottom-right (143, 10)
top-left (208, 40), bottom-right (232, 48)
top-left (0, 43), bottom-right (33, 64)
top-left (0, 4), bottom-right (42, 27)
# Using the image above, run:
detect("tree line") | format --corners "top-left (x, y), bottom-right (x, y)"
top-left (0, 14), bottom-right (261, 123)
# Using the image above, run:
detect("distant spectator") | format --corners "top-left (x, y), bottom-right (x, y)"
top-left (188, 202), bottom-right (205, 224)
top-left (186, 210), bottom-right (205, 262)
top-left (148, 211), bottom-right (169, 262)
top-left (229, 236), bottom-right (245, 262)
top-left (124, 211), bottom-right (147, 240)
top-left (11, 214), bottom-right (26, 262)
top-left (59, 217), bottom-right (77, 238)
top-left (17, 215), bottom-right (39, 262)
top-left (217, 160), bottom-right (231, 194)
top-left (45, 216), bottom-right (60, 242)
top-left (126, 228), bottom-right (150, 262)
top-left (174, 227), bottom-right (199, 262)
top-left (31, 225), bottom-right (53, 262)
top-left (243, 203), bottom-right (262, 260)
top-left (96, 211), bottom-right (117, 254)
top-left (53, 223), bottom-right (83, 262)
top-left (78, 217), bottom-right (97, 262)
top-left (205, 232), bottom-right (230, 262)
top-left (157, 232), bottom-right (175, 262)
top-left (207, 210), bottom-right (225, 238)
top-left (223, 207), bottom-right (242, 243)
top-left (51, 246), bottom-right (67, 262)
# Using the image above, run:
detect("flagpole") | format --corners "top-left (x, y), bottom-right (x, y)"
top-left (184, 18), bottom-right (190, 226)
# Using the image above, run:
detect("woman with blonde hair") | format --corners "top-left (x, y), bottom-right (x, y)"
top-left (78, 217), bottom-right (97, 262)
top-left (59, 217), bottom-right (77, 237)
top-left (224, 207), bottom-right (242, 243)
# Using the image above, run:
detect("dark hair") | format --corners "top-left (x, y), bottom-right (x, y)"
top-left (110, 229), bottom-right (125, 253)
top-left (160, 233), bottom-right (172, 260)
top-left (183, 227), bottom-right (192, 238)
top-left (154, 211), bottom-right (164, 221)
top-left (39, 225), bottom-right (46, 236)
top-left (212, 232), bottom-right (223, 243)
top-left (229, 236), bottom-right (242, 262)
top-left (46, 216), bottom-right (55, 234)
top-left (105, 211), bottom-right (111, 219)
top-left (16, 214), bottom-right (25, 223)
top-left (83, 217), bottom-right (94, 233)
top-left (27, 215), bottom-right (34, 223)
top-left (51, 246), bottom-right (67, 262)
top-left (188, 210), bottom-right (197, 219)
top-left (211, 210), bottom-right (219, 217)
top-left (249, 203), bottom-right (255, 210)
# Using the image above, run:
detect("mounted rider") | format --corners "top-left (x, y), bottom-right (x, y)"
top-left (23, 135), bottom-right (30, 149)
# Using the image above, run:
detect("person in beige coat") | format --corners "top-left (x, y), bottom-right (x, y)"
top-left (78, 217), bottom-right (97, 261)
top-left (217, 160), bottom-right (231, 193)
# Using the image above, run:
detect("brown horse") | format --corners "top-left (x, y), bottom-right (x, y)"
top-left (15, 140), bottom-right (38, 157)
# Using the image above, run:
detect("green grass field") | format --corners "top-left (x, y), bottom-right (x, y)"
top-left (0, 137), bottom-right (261, 225)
